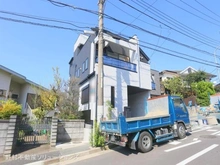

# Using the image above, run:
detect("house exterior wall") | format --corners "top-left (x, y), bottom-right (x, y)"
top-left (0, 65), bottom-right (46, 115)
top-left (70, 34), bottom-right (96, 81)
top-left (20, 84), bottom-right (36, 114)
top-left (0, 70), bottom-right (11, 99)
top-left (129, 92), bottom-right (150, 117)
top-left (9, 81), bottom-right (21, 99)
top-left (70, 30), bottom-right (152, 120)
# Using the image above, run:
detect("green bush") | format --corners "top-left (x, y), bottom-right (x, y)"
top-left (90, 121), bottom-right (105, 147)
top-left (0, 99), bottom-right (22, 119)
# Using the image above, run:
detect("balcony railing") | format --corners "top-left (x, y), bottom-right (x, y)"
top-left (95, 56), bottom-right (137, 72)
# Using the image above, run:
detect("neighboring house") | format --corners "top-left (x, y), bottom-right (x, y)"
top-left (0, 64), bottom-right (46, 117)
top-left (160, 66), bottom-right (216, 95)
top-left (69, 28), bottom-right (152, 123)
top-left (150, 69), bottom-right (161, 97)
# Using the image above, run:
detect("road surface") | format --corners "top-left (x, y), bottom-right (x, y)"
top-left (66, 125), bottom-right (220, 165)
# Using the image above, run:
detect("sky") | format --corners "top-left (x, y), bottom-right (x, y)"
top-left (1, 0), bottom-right (220, 88)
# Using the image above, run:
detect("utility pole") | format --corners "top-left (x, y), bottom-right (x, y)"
top-left (97, 0), bottom-right (104, 122)
top-left (214, 45), bottom-right (220, 84)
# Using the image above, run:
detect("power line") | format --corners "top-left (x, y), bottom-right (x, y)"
top-left (103, 27), bottom-right (220, 68)
top-left (107, 0), bottom-right (160, 33)
top-left (0, 16), bottom-right (83, 32)
top-left (165, 0), bottom-right (220, 27)
top-left (3, 12), bottom-right (219, 69)
top-left (46, 0), bottom-right (220, 58)
top-left (0, 10), bottom-right (92, 29)
top-left (195, 0), bottom-right (220, 19)
top-left (180, 0), bottom-right (220, 24)
top-left (120, 0), bottom-right (220, 48)
top-left (140, 44), bottom-right (220, 68)
top-left (135, 0), bottom-right (220, 45)
top-left (116, 31), bottom-right (219, 65)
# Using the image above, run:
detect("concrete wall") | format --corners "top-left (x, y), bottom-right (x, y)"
top-left (57, 119), bottom-right (84, 143)
top-left (0, 120), bottom-right (9, 156)
top-left (129, 91), bottom-right (150, 117)
top-left (0, 116), bottom-right (18, 157)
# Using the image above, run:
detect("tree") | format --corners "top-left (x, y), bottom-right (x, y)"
top-left (184, 70), bottom-right (207, 85)
top-left (183, 70), bottom-right (207, 97)
top-left (162, 76), bottom-right (184, 96)
top-left (191, 81), bottom-right (215, 106)
top-left (31, 67), bottom-right (81, 119)
top-left (58, 77), bottom-right (82, 119)
top-left (214, 85), bottom-right (220, 93)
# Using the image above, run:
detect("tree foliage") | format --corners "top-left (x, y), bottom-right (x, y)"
top-left (32, 107), bottom-right (46, 120)
top-left (32, 67), bottom-right (81, 119)
top-left (191, 81), bottom-right (215, 106)
top-left (0, 99), bottom-right (22, 119)
top-left (182, 70), bottom-right (207, 97)
top-left (162, 76), bottom-right (183, 96)
top-left (58, 77), bottom-right (82, 119)
top-left (184, 70), bottom-right (207, 86)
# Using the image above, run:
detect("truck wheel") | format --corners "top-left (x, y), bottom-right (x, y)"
top-left (137, 131), bottom-right (153, 153)
top-left (177, 123), bottom-right (186, 139)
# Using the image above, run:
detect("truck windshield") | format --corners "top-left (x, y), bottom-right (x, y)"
top-left (173, 98), bottom-right (187, 113)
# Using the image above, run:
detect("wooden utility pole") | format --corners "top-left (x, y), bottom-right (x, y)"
top-left (97, 0), bottom-right (104, 122)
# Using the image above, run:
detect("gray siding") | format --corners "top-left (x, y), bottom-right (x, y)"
top-left (70, 35), bottom-right (96, 82)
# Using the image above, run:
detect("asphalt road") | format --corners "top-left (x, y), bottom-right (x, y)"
top-left (67, 125), bottom-right (220, 165)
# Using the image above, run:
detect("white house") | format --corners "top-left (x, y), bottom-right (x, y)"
top-left (0, 64), bottom-right (46, 116)
top-left (69, 28), bottom-right (152, 123)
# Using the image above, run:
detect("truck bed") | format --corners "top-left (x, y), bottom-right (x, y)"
top-left (100, 114), bottom-right (172, 135)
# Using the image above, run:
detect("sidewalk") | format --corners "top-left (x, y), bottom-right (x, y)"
top-left (1, 142), bottom-right (92, 165)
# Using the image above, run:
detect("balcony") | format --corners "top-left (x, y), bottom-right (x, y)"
top-left (95, 55), bottom-right (137, 72)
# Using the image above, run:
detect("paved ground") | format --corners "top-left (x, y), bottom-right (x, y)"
top-left (0, 142), bottom-right (91, 165)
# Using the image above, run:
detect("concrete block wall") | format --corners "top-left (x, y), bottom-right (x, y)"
top-left (57, 119), bottom-right (85, 143)
top-left (0, 119), bottom-right (9, 156)
top-left (50, 118), bottom-right (58, 147)
top-left (0, 115), bottom-right (18, 157)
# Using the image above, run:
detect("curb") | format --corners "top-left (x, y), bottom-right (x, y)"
top-left (26, 144), bottom-right (117, 165)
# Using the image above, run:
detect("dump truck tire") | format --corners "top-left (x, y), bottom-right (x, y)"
top-left (137, 131), bottom-right (153, 153)
top-left (177, 123), bottom-right (186, 139)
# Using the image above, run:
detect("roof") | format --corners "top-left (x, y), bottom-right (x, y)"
top-left (0, 64), bottom-right (47, 90)
top-left (160, 66), bottom-right (216, 79)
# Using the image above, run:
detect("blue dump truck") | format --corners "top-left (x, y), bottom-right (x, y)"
top-left (100, 95), bottom-right (191, 153)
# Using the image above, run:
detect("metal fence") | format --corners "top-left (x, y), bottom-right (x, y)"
top-left (17, 118), bottom-right (51, 145)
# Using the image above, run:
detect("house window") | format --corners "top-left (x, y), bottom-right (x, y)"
top-left (0, 89), bottom-right (6, 98)
top-left (151, 74), bottom-right (156, 90)
top-left (85, 58), bottom-right (88, 70)
top-left (82, 62), bottom-right (85, 73)
top-left (11, 94), bottom-right (19, 99)
top-left (75, 65), bottom-right (77, 77)
top-left (111, 86), bottom-right (115, 108)
top-left (81, 86), bottom-right (89, 104)
top-left (76, 68), bottom-right (80, 77)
